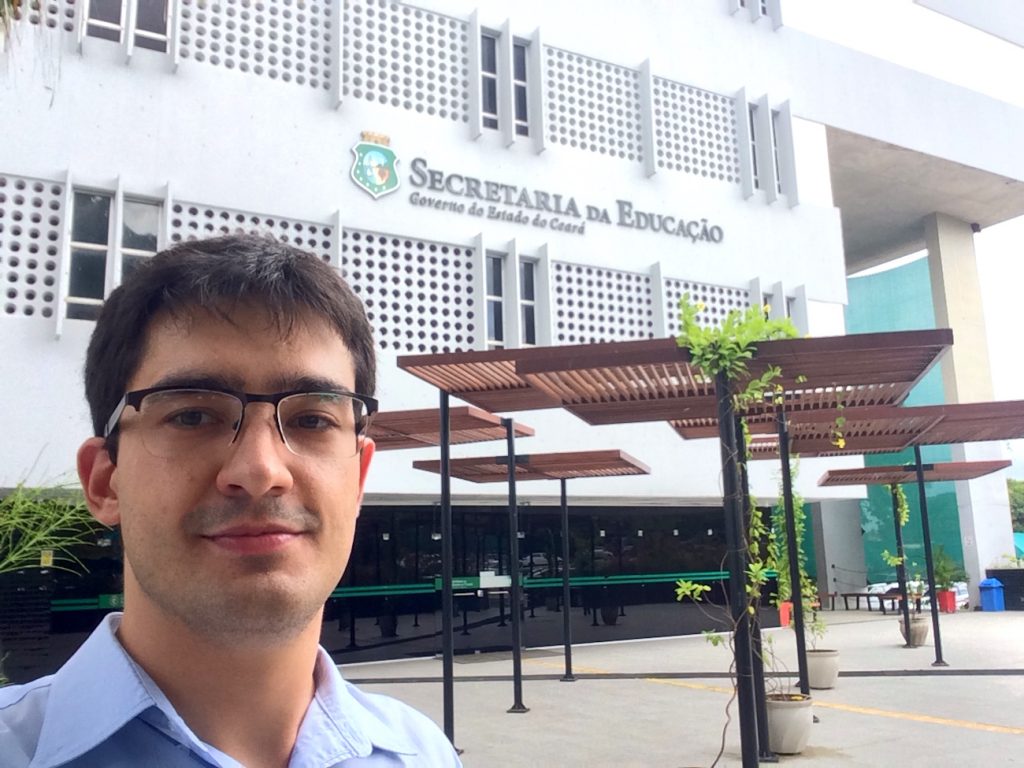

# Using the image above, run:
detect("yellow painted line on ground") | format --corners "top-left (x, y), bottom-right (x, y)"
top-left (524, 658), bottom-right (607, 675)
top-left (525, 659), bottom-right (1024, 735)
top-left (813, 700), bottom-right (1024, 736)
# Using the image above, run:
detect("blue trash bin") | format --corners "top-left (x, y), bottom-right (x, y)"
top-left (979, 578), bottom-right (1005, 612)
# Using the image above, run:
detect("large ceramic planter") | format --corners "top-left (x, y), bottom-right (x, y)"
top-left (766, 693), bottom-right (813, 755)
top-left (898, 616), bottom-right (929, 647)
top-left (806, 648), bottom-right (840, 689)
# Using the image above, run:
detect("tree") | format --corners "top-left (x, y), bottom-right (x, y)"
top-left (1009, 478), bottom-right (1024, 533)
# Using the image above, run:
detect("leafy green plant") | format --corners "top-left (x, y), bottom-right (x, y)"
top-left (0, 483), bottom-right (100, 576)
top-left (0, 482), bottom-right (101, 685)
top-left (932, 546), bottom-right (966, 591)
top-left (672, 293), bottom-right (821, 760)
top-left (879, 483), bottom-right (910, 572)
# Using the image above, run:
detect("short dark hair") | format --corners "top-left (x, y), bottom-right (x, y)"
top-left (84, 234), bottom-right (376, 447)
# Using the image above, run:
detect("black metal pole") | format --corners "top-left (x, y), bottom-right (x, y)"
top-left (439, 391), bottom-right (455, 743)
top-left (777, 411), bottom-right (809, 696)
top-left (560, 478), bottom-right (575, 682)
top-left (914, 446), bottom-right (947, 666)
top-left (715, 370), bottom-right (759, 768)
top-left (736, 421), bottom-right (776, 762)
top-left (504, 418), bottom-right (529, 713)
top-left (891, 485), bottom-right (913, 647)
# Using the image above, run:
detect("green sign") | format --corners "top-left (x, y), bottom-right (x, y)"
top-left (434, 576), bottom-right (479, 590)
top-left (98, 593), bottom-right (124, 609)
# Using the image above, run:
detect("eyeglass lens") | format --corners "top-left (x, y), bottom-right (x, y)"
top-left (129, 389), bottom-right (367, 459)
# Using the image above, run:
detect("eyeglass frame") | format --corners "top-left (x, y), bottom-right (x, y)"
top-left (103, 385), bottom-right (379, 456)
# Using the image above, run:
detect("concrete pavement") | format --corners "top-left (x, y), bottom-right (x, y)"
top-left (343, 609), bottom-right (1024, 767)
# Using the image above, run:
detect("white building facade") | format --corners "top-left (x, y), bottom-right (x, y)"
top-left (2, 0), bottom-right (1022, 646)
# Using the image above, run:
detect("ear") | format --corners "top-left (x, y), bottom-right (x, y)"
top-left (354, 436), bottom-right (375, 511)
top-left (77, 437), bottom-right (121, 527)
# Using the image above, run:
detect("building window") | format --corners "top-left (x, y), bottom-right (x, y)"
top-left (748, 104), bottom-right (760, 190)
top-left (121, 199), bottom-right (161, 280)
top-left (67, 191), bottom-right (161, 320)
top-left (87, 0), bottom-right (124, 42)
top-left (135, 0), bottom-right (170, 53)
top-left (519, 259), bottom-right (536, 345)
top-left (513, 42), bottom-right (529, 137)
top-left (770, 109), bottom-right (783, 194)
top-left (486, 252), bottom-right (504, 349)
top-left (480, 33), bottom-right (499, 130)
top-left (68, 192), bottom-right (112, 320)
top-left (479, 32), bottom-right (530, 137)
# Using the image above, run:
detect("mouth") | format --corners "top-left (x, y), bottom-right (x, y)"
top-left (203, 523), bottom-right (308, 555)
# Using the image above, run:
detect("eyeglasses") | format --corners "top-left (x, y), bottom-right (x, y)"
top-left (104, 386), bottom-right (378, 460)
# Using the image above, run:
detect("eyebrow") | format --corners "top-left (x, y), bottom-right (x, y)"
top-left (147, 371), bottom-right (353, 394)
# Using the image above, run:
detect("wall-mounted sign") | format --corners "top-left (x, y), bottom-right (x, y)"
top-left (350, 132), bottom-right (401, 199)
top-left (406, 157), bottom-right (725, 244)
top-left (349, 136), bottom-right (725, 243)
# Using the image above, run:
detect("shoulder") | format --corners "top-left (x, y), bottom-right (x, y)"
top-left (340, 680), bottom-right (462, 766)
top-left (0, 676), bottom-right (56, 768)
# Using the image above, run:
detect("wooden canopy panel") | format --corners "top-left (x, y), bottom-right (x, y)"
top-left (370, 406), bottom-right (534, 451)
top-left (398, 347), bottom-right (563, 413)
top-left (398, 329), bottom-right (952, 426)
top-left (744, 400), bottom-right (1024, 459)
top-left (818, 460), bottom-right (1012, 486)
top-left (412, 449), bottom-right (651, 483)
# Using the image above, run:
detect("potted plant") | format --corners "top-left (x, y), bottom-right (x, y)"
top-left (932, 546), bottom-right (967, 613)
top-left (672, 294), bottom-right (819, 759)
top-left (768, 459), bottom-right (841, 690)
top-left (0, 483), bottom-right (100, 684)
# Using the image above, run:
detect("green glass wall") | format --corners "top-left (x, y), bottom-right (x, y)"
top-left (846, 257), bottom-right (963, 582)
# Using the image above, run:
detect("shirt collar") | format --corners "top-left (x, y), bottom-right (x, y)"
top-left (30, 613), bottom-right (156, 768)
top-left (292, 647), bottom-right (417, 766)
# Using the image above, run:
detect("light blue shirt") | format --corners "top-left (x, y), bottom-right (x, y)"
top-left (0, 614), bottom-right (462, 767)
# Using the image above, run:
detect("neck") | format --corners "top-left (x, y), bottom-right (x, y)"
top-left (116, 596), bottom-right (323, 768)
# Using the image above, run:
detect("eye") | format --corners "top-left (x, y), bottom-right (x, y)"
top-left (165, 409), bottom-right (222, 429)
top-left (288, 412), bottom-right (341, 431)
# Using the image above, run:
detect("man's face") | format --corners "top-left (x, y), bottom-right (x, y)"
top-left (81, 304), bottom-right (374, 646)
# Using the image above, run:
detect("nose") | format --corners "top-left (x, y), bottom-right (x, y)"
top-left (215, 403), bottom-right (294, 499)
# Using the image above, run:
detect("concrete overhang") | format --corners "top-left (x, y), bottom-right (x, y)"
top-left (828, 127), bottom-right (1024, 274)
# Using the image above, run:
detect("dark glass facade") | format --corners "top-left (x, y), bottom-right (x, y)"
top-left (2, 503), bottom-right (780, 681)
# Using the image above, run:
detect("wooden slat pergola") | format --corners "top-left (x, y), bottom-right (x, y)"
top-left (412, 449), bottom-right (650, 482)
top-left (817, 458), bottom-right (1012, 665)
top-left (415, 449), bottom-right (651, 683)
top-left (398, 330), bottom-right (952, 423)
top-left (735, 400), bottom-right (1024, 458)
top-left (676, 400), bottom-right (1024, 668)
top-left (818, 460), bottom-right (1012, 486)
top-left (398, 328), bottom-right (952, 766)
top-left (370, 405), bottom-right (533, 450)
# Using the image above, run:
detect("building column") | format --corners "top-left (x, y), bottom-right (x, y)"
top-left (924, 212), bottom-right (1013, 603)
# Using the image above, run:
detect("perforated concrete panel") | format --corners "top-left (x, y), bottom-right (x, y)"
top-left (168, 202), bottom-right (335, 264)
top-left (0, 174), bottom-right (64, 319)
top-left (544, 47), bottom-right (643, 162)
top-left (342, 0), bottom-right (469, 123)
top-left (178, 0), bottom-right (334, 90)
top-left (552, 261), bottom-right (653, 344)
top-left (653, 78), bottom-right (740, 183)
top-left (17, 0), bottom-right (74, 31)
top-left (663, 277), bottom-right (751, 336)
top-left (341, 228), bottom-right (477, 353)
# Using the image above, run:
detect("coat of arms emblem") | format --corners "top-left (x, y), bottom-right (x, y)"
top-left (350, 132), bottom-right (400, 199)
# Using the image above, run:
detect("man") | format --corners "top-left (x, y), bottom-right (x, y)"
top-left (0, 235), bottom-right (462, 767)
